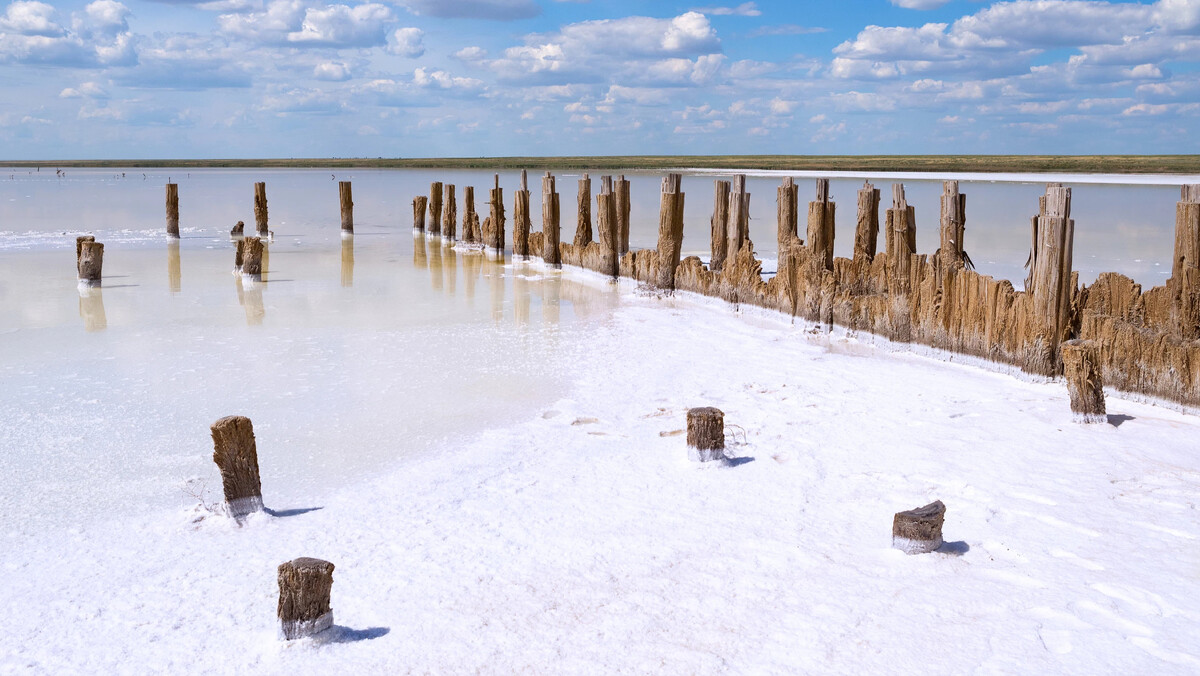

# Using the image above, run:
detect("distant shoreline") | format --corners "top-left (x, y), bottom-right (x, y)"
top-left (2, 155), bottom-right (1200, 175)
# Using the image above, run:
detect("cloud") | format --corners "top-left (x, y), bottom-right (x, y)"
top-left (287, 4), bottom-right (394, 46)
top-left (748, 24), bottom-right (827, 37)
top-left (889, 0), bottom-right (951, 9)
top-left (693, 2), bottom-right (760, 16)
top-left (59, 81), bottom-right (107, 98)
top-left (0, 0), bottom-right (135, 67)
top-left (0, 1), bottom-right (64, 36)
top-left (396, 0), bottom-right (539, 20)
top-left (386, 27), bottom-right (423, 57)
top-left (314, 61), bottom-right (351, 80)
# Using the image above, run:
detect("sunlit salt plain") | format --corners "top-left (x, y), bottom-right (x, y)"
top-left (2, 168), bottom-right (1199, 673)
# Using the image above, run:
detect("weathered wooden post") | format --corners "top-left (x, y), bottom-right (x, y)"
top-left (412, 196), bottom-right (427, 231)
top-left (597, 175), bottom-right (619, 278)
top-left (575, 173), bottom-right (593, 247)
top-left (441, 184), bottom-right (456, 241)
top-left (687, 407), bottom-right (725, 463)
top-left (777, 177), bottom-right (799, 269)
top-left (166, 182), bottom-right (180, 238)
top-left (168, 240), bottom-right (181, 293)
top-left (726, 175), bottom-right (750, 264)
top-left (616, 175), bottom-right (631, 254)
top-left (254, 182), bottom-right (269, 237)
top-left (278, 558), bottom-right (335, 640)
top-left (1173, 184), bottom-right (1200, 339)
top-left (655, 173), bottom-right (685, 290)
top-left (234, 239), bottom-right (245, 269)
top-left (487, 174), bottom-right (506, 254)
top-left (338, 181), bottom-right (353, 233)
top-left (710, 180), bottom-right (731, 272)
top-left (853, 181), bottom-right (881, 262)
top-left (429, 182), bottom-right (443, 237)
top-left (210, 415), bottom-right (264, 519)
top-left (807, 179), bottom-right (835, 271)
top-left (885, 183), bottom-right (916, 291)
top-left (542, 172), bottom-right (561, 267)
top-left (241, 237), bottom-right (264, 277)
top-left (1028, 184), bottom-right (1075, 374)
top-left (892, 501), bottom-right (945, 554)
top-left (78, 241), bottom-right (103, 285)
top-left (462, 186), bottom-right (481, 245)
top-left (938, 180), bottom-right (966, 270)
top-left (1061, 340), bottom-right (1106, 423)
top-left (231, 221), bottom-right (245, 237)
top-left (341, 235), bottom-right (353, 287)
top-left (514, 170), bottom-right (532, 258)
top-left (75, 235), bottom-right (94, 274)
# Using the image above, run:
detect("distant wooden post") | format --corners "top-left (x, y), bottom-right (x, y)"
top-left (234, 239), bottom-right (245, 269)
top-left (892, 500), bottom-right (945, 554)
top-left (655, 173), bottom-right (685, 290)
top-left (277, 558), bottom-right (334, 640)
top-left (885, 184), bottom-right (916, 291)
top-left (254, 182), bottom-right (269, 237)
top-left (710, 180), bottom-right (731, 272)
top-left (210, 415), bottom-right (264, 519)
top-left (241, 237), bottom-right (264, 276)
top-left (78, 241), bottom-right (103, 285)
top-left (777, 177), bottom-right (799, 269)
top-left (597, 176), bottom-right (619, 278)
top-left (686, 407), bottom-right (725, 463)
top-left (413, 196), bottom-right (428, 231)
top-left (575, 174), bottom-right (593, 247)
top-left (429, 182), bottom-right (443, 237)
top-left (616, 175), bottom-right (631, 254)
top-left (726, 175), bottom-right (750, 264)
top-left (542, 172), bottom-right (561, 267)
top-left (166, 183), bottom-right (180, 238)
top-left (487, 174), bottom-right (505, 254)
top-left (938, 180), bottom-right (966, 270)
top-left (338, 181), bottom-right (353, 233)
top-left (853, 181), bottom-right (881, 262)
top-left (441, 184), bottom-right (456, 241)
top-left (514, 170), bottom-right (532, 258)
top-left (1061, 340), bottom-right (1106, 423)
top-left (1173, 184), bottom-right (1200, 339)
top-left (75, 235), bottom-right (94, 274)
top-left (1028, 185), bottom-right (1075, 372)
top-left (807, 179), bottom-right (835, 271)
top-left (231, 221), bottom-right (245, 237)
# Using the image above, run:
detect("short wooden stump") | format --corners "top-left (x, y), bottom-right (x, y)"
top-left (210, 415), bottom-right (264, 519)
top-left (687, 407), bottom-right (725, 463)
top-left (1061, 340), bottom-right (1106, 424)
top-left (892, 500), bottom-right (945, 554)
top-left (278, 557), bottom-right (335, 640)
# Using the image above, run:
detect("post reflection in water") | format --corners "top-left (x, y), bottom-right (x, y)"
top-left (513, 265), bottom-right (531, 326)
top-left (413, 233), bottom-right (428, 270)
top-left (260, 242), bottom-right (270, 282)
top-left (78, 286), bottom-right (106, 332)
top-left (443, 244), bottom-right (457, 295)
top-left (167, 240), bottom-right (181, 293)
top-left (236, 274), bottom-right (265, 325)
top-left (428, 237), bottom-right (443, 292)
top-left (341, 235), bottom-right (354, 288)
top-left (463, 251), bottom-right (482, 304)
top-left (488, 255), bottom-right (506, 321)
top-left (542, 273), bottom-right (561, 325)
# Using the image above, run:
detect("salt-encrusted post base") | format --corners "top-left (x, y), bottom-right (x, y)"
top-left (892, 500), bottom-right (946, 554)
top-left (278, 558), bottom-right (335, 640)
top-left (210, 415), bottom-right (264, 520)
top-left (1061, 339), bottom-right (1106, 424)
top-left (687, 407), bottom-right (725, 463)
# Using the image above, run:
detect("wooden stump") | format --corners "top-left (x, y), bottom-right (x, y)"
top-left (234, 239), bottom-right (245, 269)
top-left (853, 181), bottom-right (880, 262)
top-left (441, 184), bottom-right (455, 240)
top-left (241, 237), bottom-right (264, 276)
top-left (777, 177), bottom-right (799, 270)
top-left (687, 407), bottom-right (725, 462)
top-left (938, 180), bottom-right (966, 270)
top-left (339, 181), bottom-right (353, 233)
top-left (231, 221), bottom-right (245, 237)
top-left (885, 184), bottom-right (916, 293)
top-left (429, 182), bottom-right (443, 237)
top-left (616, 175), bottom-right (631, 254)
top-left (654, 173), bottom-right (685, 290)
top-left (710, 180), bottom-right (731, 272)
top-left (574, 174), bottom-right (592, 247)
top-left (78, 241), bottom-right (103, 285)
top-left (413, 196), bottom-right (428, 231)
top-left (807, 178), bottom-right (835, 271)
top-left (597, 177), bottom-right (619, 278)
top-left (1172, 185), bottom-right (1200, 338)
top-left (1028, 185), bottom-right (1074, 375)
top-left (726, 175), bottom-right (750, 266)
top-left (75, 235), bottom-right (94, 274)
top-left (892, 500), bottom-right (945, 554)
top-left (487, 174), bottom-right (505, 254)
top-left (254, 182), bottom-right (269, 237)
top-left (210, 415), bottom-right (264, 518)
top-left (1061, 340), bottom-right (1106, 423)
top-left (277, 557), bottom-right (335, 640)
top-left (166, 182), bottom-right (180, 238)
top-left (514, 170), bottom-right (531, 258)
top-left (542, 172), bottom-right (561, 267)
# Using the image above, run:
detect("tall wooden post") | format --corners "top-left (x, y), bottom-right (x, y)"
top-left (166, 182), bottom-right (180, 238)
top-left (254, 182), bottom-right (268, 237)
top-left (575, 174), bottom-right (592, 247)
top-left (338, 181), bottom-right (353, 233)
top-left (597, 175), bottom-right (619, 278)
top-left (413, 196), bottom-right (428, 231)
top-left (777, 177), bottom-right (799, 269)
top-left (710, 180), bottom-right (731, 272)
top-left (429, 182), bottom-right (443, 237)
top-left (542, 172), bottom-right (561, 267)
top-left (514, 170), bottom-right (532, 258)
top-left (807, 179), bottom-right (835, 271)
top-left (210, 415), bottom-right (264, 519)
top-left (726, 175), bottom-right (750, 264)
top-left (655, 173), bottom-right (685, 290)
top-left (1173, 184), bottom-right (1200, 339)
top-left (1028, 184), bottom-right (1075, 374)
top-left (487, 174), bottom-right (505, 254)
top-left (938, 180), bottom-right (966, 270)
top-left (442, 184), bottom-right (456, 241)
top-left (853, 181), bottom-right (880, 262)
top-left (885, 183), bottom-right (916, 291)
top-left (616, 175), bottom-right (631, 254)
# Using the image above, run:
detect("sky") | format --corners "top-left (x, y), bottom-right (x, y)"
top-left (0, 0), bottom-right (1198, 159)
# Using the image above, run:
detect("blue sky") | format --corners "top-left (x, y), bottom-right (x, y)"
top-left (1, 0), bottom-right (1198, 159)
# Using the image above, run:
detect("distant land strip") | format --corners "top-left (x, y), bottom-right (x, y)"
top-left (2, 155), bottom-right (1200, 174)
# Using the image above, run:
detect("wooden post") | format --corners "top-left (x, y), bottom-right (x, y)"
top-left (1061, 340), bottom-right (1106, 423)
top-left (726, 175), bottom-right (750, 264)
top-left (210, 415), bottom-right (264, 519)
top-left (442, 184), bottom-right (456, 241)
top-left (616, 175), bottom-right (631, 254)
top-left (542, 172), bottom-right (561, 267)
top-left (777, 177), bottom-right (799, 269)
top-left (241, 237), bottom-right (264, 276)
top-left (892, 500), bottom-right (945, 554)
top-left (575, 174), bottom-right (593, 247)
top-left (78, 241), bottom-right (103, 285)
top-left (885, 184), bottom-right (916, 291)
top-left (234, 239), bottom-right (245, 269)
top-left (487, 174), bottom-right (505, 254)
top-left (597, 176), bottom-right (619, 278)
top-left (655, 174), bottom-right (685, 290)
top-left (277, 558), bottom-right (334, 640)
top-left (429, 182), bottom-right (443, 237)
top-left (853, 181), bottom-right (881, 262)
top-left (1029, 185), bottom-right (1074, 371)
top-left (463, 186), bottom-right (480, 244)
top-left (1173, 184), bottom-right (1200, 339)
top-left (339, 181), bottom-right (353, 233)
top-left (686, 407), bottom-right (725, 463)
top-left (254, 182), bottom-right (268, 237)
top-left (710, 180), bottom-right (731, 272)
top-left (231, 221), bottom-right (244, 237)
top-left (807, 179), bottom-right (835, 271)
top-left (166, 182), bottom-right (179, 238)
top-left (75, 235), bottom-right (94, 274)
top-left (514, 170), bottom-right (532, 258)
top-left (938, 180), bottom-right (966, 270)
top-left (413, 196), bottom-right (428, 231)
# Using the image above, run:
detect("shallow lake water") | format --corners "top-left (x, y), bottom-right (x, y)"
top-left (0, 167), bottom-right (1194, 532)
